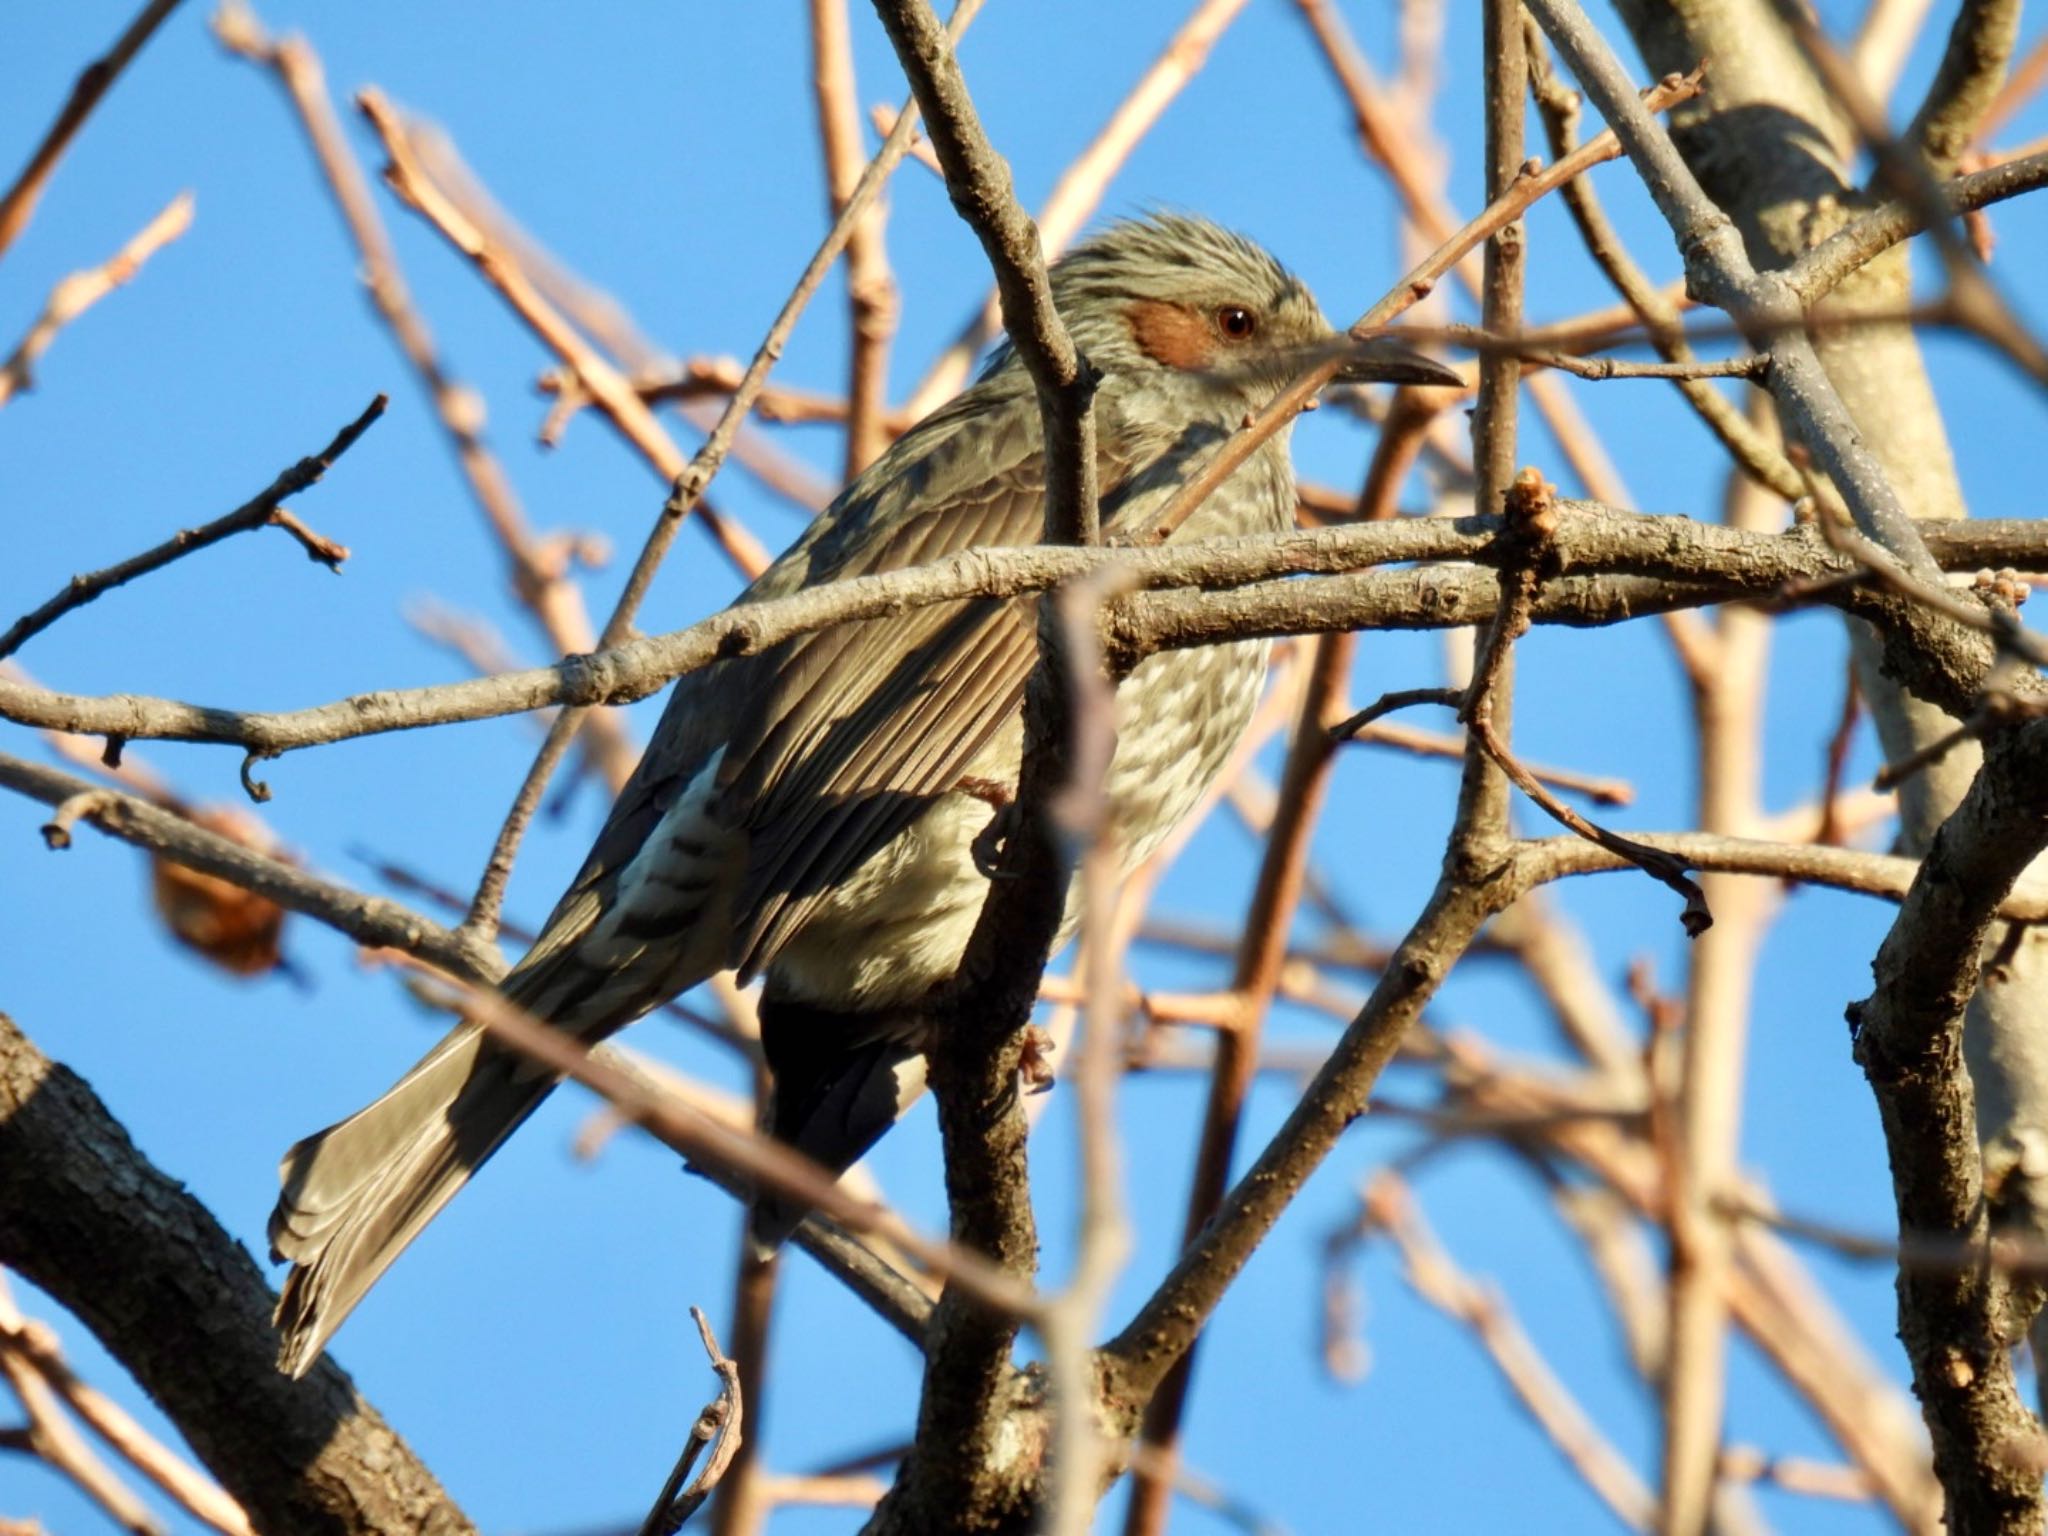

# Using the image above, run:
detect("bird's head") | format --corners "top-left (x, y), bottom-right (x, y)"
top-left (1026, 212), bottom-right (1456, 404)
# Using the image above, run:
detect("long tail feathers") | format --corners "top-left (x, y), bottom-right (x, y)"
top-left (270, 1022), bottom-right (553, 1377)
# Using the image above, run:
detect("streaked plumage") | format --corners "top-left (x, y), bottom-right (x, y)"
top-left (269, 214), bottom-right (1455, 1375)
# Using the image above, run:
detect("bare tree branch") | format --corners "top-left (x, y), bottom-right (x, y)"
top-left (212, 4), bottom-right (641, 808)
top-left (0, 0), bottom-right (186, 261)
top-left (1848, 720), bottom-right (2048, 1535)
top-left (1907, 0), bottom-right (2026, 175)
top-left (3, 508), bottom-right (2038, 765)
top-left (0, 1012), bottom-right (477, 1536)
top-left (0, 392), bottom-right (380, 663)
top-left (0, 752), bottom-right (500, 982)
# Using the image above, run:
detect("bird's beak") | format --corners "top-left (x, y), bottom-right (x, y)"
top-left (1332, 334), bottom-right (1464, 388)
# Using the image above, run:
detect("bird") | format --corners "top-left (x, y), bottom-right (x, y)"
top-left (268, 212), bottom-right (1457, 1376)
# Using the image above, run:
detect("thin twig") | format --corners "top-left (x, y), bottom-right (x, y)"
top-left (213, 4), bottom-right (641, 806)
top-left (1293, 0), bottom-right (1634, 506)
top-left (0, 1275), bottom-right (162, 1536)
top-left (390, 958), bottom-right (1040, 1319)
top-left (898, 0), bottom-right (1252, 420)
top-left (871, 0), bottom-right (1097, 546)
top-left (0, 392), bottom-right (380, 663)
top-left (0, 0), bottom-right (186, 260)
top-left (0, 1278), bottom-right (253, 1536)
top-left (0, 752), bottom-right (500, 980)
top-left (635, 1309), bottom-right (743, 1536)
top-left (360, 1), bottom-right (982, 935)
top-left (356, 89), bottom-right (769, 581)
top-left (0, 191), bottom-right (193, 408)
top-left (808, 0), bottom-right (900, 479)
top-left (1041, 579), bottom-right (1136, 1536)
top-left (1362, 1174), bottom-right (1658, 1529)
top-left (1126, 630), bottom-right (1352, 1531)
top-left (1345, 717), bottom-right (1635, 806)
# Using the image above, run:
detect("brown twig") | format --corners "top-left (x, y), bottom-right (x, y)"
top-left (1349, 383), bottom-right (1462, 522)
top-left (0, 1276), bottom-right (253, 1536)
top-left (359, 2), bottom-right (982, 937)
top-left (0, 392), bottom-right (379, 663)
top-left (1293, 0), bottom-right (1634, 506)
top-left (213, 4), bottom-right (641, 807)
top-left (0, 191), bottom-right (193, 408)
top-left (1525, 34), bottom-right (1814, 510)
top-left (1125, 630), bottom-right (1352, 1531)
top-left (0, 752), bottom-right (500, 981)
top-left (5, 507), bottom-right (2043, 761)
top-left (1040, 579), bottom-right (1137, 1536)
top-left (635, 1309), bottom-right (743, 1536)
top-left (1717, 1446), bottom-right (1876, 1503)
top-left (354, 89), bottom-right (770, 582)
top-left (1361, 1174), bottom-right (1659, 1528)
top-left (1482, 716), bottom-right (1713, 935)
top-left (0, 0), bottom-right (186, 261)
top-left (390, 959), bottom-right (1039, 1320)
top-left (1345, 717), bottom-right (1635, 806)
top-left (808, 0), bottom-right (900, 478)
top-left (1809, 660), bottom-right (1862, 850)
top-left (1655, 436), bottom-right (1784, 1536)
top-left (871, 0), bottom-right (1097, 546)
top-left (707, 1060), bottom-right (778, 1536)
top-left (0, 1274), bottom-right (163, 1535)
top-left (538, 357), bottom-right (865, 434)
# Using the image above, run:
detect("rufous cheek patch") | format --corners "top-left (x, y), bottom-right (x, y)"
top-left (1127, 300), bottom-right (1217, 371)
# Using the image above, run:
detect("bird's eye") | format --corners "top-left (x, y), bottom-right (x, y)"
top-left (1215, 305), bottom-right (1257, 341)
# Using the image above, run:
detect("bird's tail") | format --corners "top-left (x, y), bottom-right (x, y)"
top-left (267, 909), bottom-right (683, 1377)
top-left (269, 1016), bottom-right (555, 1377)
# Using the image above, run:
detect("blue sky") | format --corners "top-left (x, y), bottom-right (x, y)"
top-left (4, 3), bottom-right (2046, 1533)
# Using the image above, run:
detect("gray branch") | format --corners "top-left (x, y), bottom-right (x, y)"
top-left (3, 510), bottom-right (2042, 769)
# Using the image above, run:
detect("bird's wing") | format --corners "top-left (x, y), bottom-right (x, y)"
top-left (719, 390), bottom-right (1097, 976)
top-left (515, 383), bottom-right (1136, 994)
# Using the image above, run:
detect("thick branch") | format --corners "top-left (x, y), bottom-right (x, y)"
top-left (1102, 859), bottom-right (1505, 1404)
top-left (1787, 149), bottom-right (2048, 307)
top-left (1848, 720), bottom-right (2048, 1535)
top-left (1907, 0), bottom-right (2026, 175)
top-left (0, 1012), bottom-right (474, 1536)
top-left (4, 509), bottom-right (2038, 762)
top-left (861, 2), bottom-right (1108, 1526)
top-left (1516, 829), bottom-right (2048, 920)
top-left (1523, 0), bottom-right (1952, 585)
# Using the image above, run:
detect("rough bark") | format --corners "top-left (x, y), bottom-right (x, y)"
top-left (0, 1012), bottom-right (475, 1536)
top-left (1615, 0), bottom-right (2048, 1314)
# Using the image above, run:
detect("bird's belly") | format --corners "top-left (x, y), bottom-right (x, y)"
top-left (767, 636), bottom-right (1270, 1009)
top-left (1102, 636), bottom-right (1270, 868)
